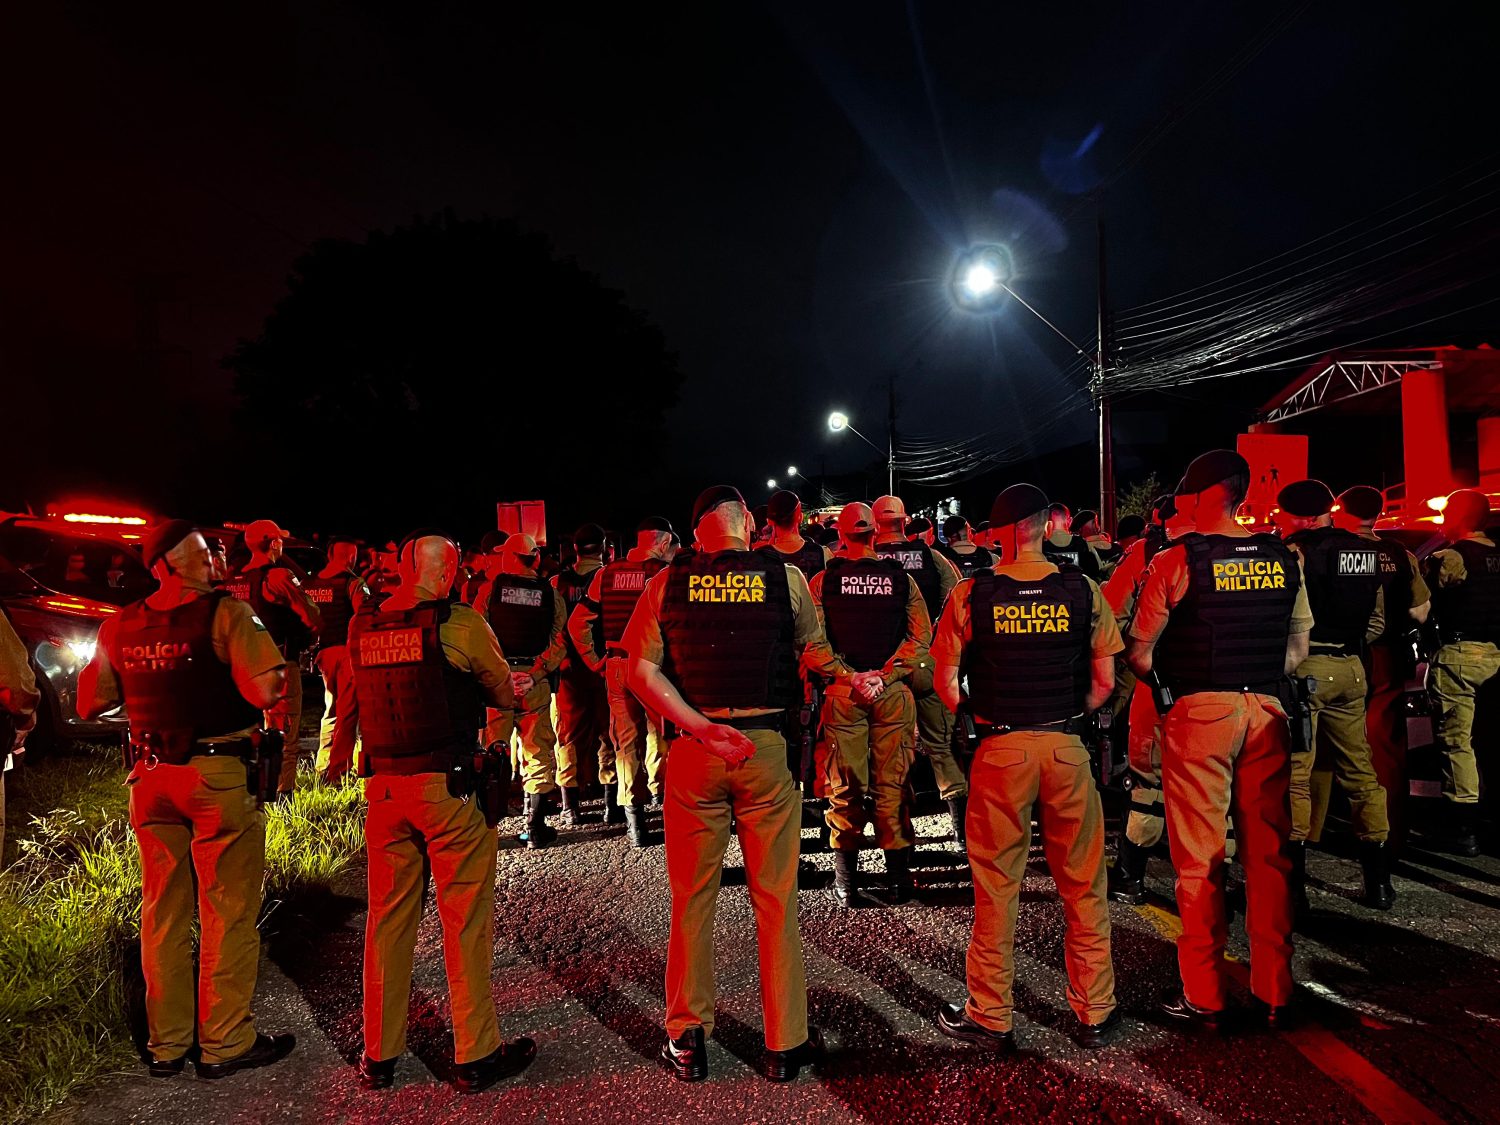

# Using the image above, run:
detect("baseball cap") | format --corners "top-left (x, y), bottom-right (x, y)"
top-left (1070, 509), bottom-right (1099, 534)
top-left (1445, 489), bottom-right (1491, 528)
top-left (479, 530), bottom-right (506, 553)
top-left (1177, 450), bottom-right (1250, 496)
top-left (836, 502), bottom-right (875, 534)
top-left (691, 485), bottom-right (747, 527)
top-left (1338, 486), bottom-right (1384, 522)
top-left (941, 515), bottom-right (968, 539)
top-left (1277, 479), bottom-right (1336, 519)
top-left (990, 483), bottom-right (1049, 529)
top-left (244, 518), bottom-right (291, 549)
top-left (1116, 514), bottom-right (1146, 541)
top-left (573, 523), bottom-right (605, 550)
top-left (872, 495), bottom-right (907, 523)
top-left (503, 533), bottom-right (539, 556)
top-left (905, 516), bottom-right (932, 536)
top-left (637, 516), bottom-right (675, 535)
top-left (766, 490), bottom-right (801, 523)
top-left (142, 519), bottom-right (199, 569)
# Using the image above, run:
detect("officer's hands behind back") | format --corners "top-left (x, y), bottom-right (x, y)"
top-left (694, 723), bottom-right (757, 768)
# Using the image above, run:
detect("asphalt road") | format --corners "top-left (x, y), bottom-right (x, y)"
top-left (46, 782), bottom-right (1500, 1124)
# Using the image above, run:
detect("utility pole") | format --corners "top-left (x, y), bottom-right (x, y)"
top-left (1096, 216), bottom-right (1116, 534)
top-left (887, 376), bottom-right (897, 497)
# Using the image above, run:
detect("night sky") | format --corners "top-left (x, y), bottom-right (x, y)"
top-left (4, 2), bottom-right (1497, 527)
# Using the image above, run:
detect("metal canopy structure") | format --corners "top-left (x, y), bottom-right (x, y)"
top-left (1255, 346), bottom-right (1500, 423)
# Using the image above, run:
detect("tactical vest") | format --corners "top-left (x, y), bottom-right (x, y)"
top-left (302, 570), bottom-right (362, 647)
top-left (964, 569), bottom-right (1092, 726)
top-left (486, 574), bottom-right (556, 661)
top-left (756, 540), bottom-right (826, 580)
top-left (555, 564), bottom-right (596, 613)
top-left (348, 599), bottom-right (483, 765)
top-left (1043, 534), bottom-right (1100, 579)
top-left (224, 562), bottom-right (310, 658)
top-left (936, 542), bottom-right (997, 579)
top-left (113, 591), bottom-right (263, 761)
top-left (1286, 526), bottom-right (1382, 653)
top-left (875, 540), bottom-right (943, 619)
top-left (659, 550), bottom-right (796, 711)
top-left (600, 558), bottom-right (666, 646)
top-left (1433, 539), bottom-right (1500, 643)
top-left (1365, 537), bottom-right (1414, 644)
top-left (1156, 533), bottom-right (1301, 694)
top-left (821, 556), bottom-right (908, 672)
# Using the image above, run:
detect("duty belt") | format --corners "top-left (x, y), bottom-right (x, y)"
top-left (974, 716), bottom-right (1083, 739)
top-left (1310, 641), bottom-right (1361, 658)
top-left (363, 749), bottom-right (458, 776)
top-left (1166, 679), bottom-right (1284, 699)
top-left (719, 712), bottom-right (785, 732)
top-left (126, 734), bottom-right (253, 769)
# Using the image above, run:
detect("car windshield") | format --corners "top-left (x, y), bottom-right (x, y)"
top-left (0, 554), bottom-right (43, 598)
top-left (0, 524), bottom-right (155, 607)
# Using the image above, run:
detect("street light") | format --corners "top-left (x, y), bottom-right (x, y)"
top-left (827, 411), bottom-right (893, 496)
top-left (766, 478), bottom-right (777, 490)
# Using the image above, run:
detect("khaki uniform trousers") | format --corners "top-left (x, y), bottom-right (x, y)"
top-left (489, 678), bottom-right (559, 795)
top-left (1431, 639), bottom-right (1500, 804)
top-left (556, 664), bottom-right (615, 789)
top-left (268, 659), bottom-right (303, 793)
top-left (129, 756), bottom-right (265, 1065)
top-left (1161, 691), bottom-right (1294, 1011)
top-left (607, 656), bottom-right (665, 806)
top-left (1292, 652), bottom-right (1388, 843)
top-left (1363, 643), bottom-right (1410, 847)
top-left (363, 771), bottom-right (501, 1065)
top-left (965, 731), bottom-right (1114, 1033)
top-left (909, 657), bottom-right (968, 799)
top-left (664, 727), bottom-right (807, 1051)
top-left (1125, 682), bottom-right (1167, 849)
top-left (315, 645), bottom-right (361, 783)
top-left (818, 684), bottom-right (916, 851)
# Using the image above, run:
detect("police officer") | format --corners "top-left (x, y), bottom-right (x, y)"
top-left (1424, 489), bottom-right (1500, 857)
top-left (1278, 479), bottom-right (1393, 910)
top-left (805, 502), bottom-right (931, 906)
top-left (553, 522), bottom-right (616, 819)
top-left (1, 607), bottom-right (40, 864)
top-left (307, 535), bottom-right (371, 784)
top-left (1127, 450), bottom-right (1311, 1028)
top-left (567, 516), bottom-right (678, 846)
top-left (1071, 509), bottom-right (1119, 569)
top-left (479, 533), bottom-right (567, 846)
top-left (229, 518), bottom-right (321, 794)
top-left (935, 515), bottom-right (997, 579)
top-left (78, 520), bottom-right (296, 1078)
top-left (1042, 503), bottom-right (1103, 580)
top-left (756, 489), bottom-right (831, 578)
top-left (625, 486), bottom-right (828, 1083)
top-left (461, 531), bottom-right (506, 606)
top-left (933, 485), bottom-right (1121, 1051)
top-left (872, 495), bottom-right (969, 844)
top-left (349, 532), bottom-right (535, 1092)
top-left (1336, 485), bottom-right (1431, 854)
top-left (905, 516), bottom-right (935, 545)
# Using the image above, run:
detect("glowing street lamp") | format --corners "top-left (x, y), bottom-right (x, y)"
top-left (766, 478), bottom-right (778, 490)
top-left (827, 411), bottom-right (893, 495)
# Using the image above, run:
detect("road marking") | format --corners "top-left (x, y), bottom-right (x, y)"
top-left (1135, 901), bottom-right (1443, 1124)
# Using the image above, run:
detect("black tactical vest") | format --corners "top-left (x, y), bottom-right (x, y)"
top-left (600, 558), bottom-right (666, 646)
top-left (1286, 526), bottom-right (1382, 653)
top-left (349, 599), bottom-right (483, 765)
top-left (936, 542), bottom-right (997, 579)
top-left (555, 564), bottom-right (596, 613)
top-left (1433, 539), bottom-right (1500, 643)
top-left (875, 540), bottom-right (943, 619)
top-left (302, 570), bottom-right (364, 648)
top-left (965, 569), bottom-right (1093, 727)
top-left (659, 550), bottom-right (796, 711)
top-left (224, 562), bottom-right (311, 658)
top-left (1364, 536), bottom-right (1414, 644)
top-left (113, 591), bottom-right (263, 761)
top-left (756, 540), bottom-right (827, 580)
top-left (486, 574), bottom-right (556, 661)
top-left (821, 556), bottom-right (908, 672)
top-left (1155, 533), bottom-right (1301, 694)
top-left (1043, 534), bottom-right (1101, 580)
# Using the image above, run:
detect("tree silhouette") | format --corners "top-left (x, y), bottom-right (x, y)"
top-left (227, 212), bottom-right (684, 541)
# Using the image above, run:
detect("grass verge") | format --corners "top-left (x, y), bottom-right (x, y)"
top-left (0, 745), bottom-right (365, 1125)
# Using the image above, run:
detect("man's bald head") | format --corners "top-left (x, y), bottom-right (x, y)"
top-left (406, 535), bottom-right (459, 594)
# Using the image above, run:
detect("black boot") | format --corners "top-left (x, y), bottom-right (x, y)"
top-left (946, 796), bottom-right (968, 846)
top-left (521, 793), bottom-right (557, 849)
top-left (602, 786), bottom-right (623, 825)
top-left (884, 847), bottom-right (914, 905)
top-left (831, 850), bottom-right (857, 908)
top-left (1108, 838), bottom-right (1149, 905)
top-left (559, 785), bottom-right (582, 827)
top-left (624, 804), bottom-right (651, 848)
top-left (1443, 803), bottom-right (1481, 858)
top-left (1358, 840), bottom-right (1396, 910)
top-left (1289, 842), bottom-right (1310, 928)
